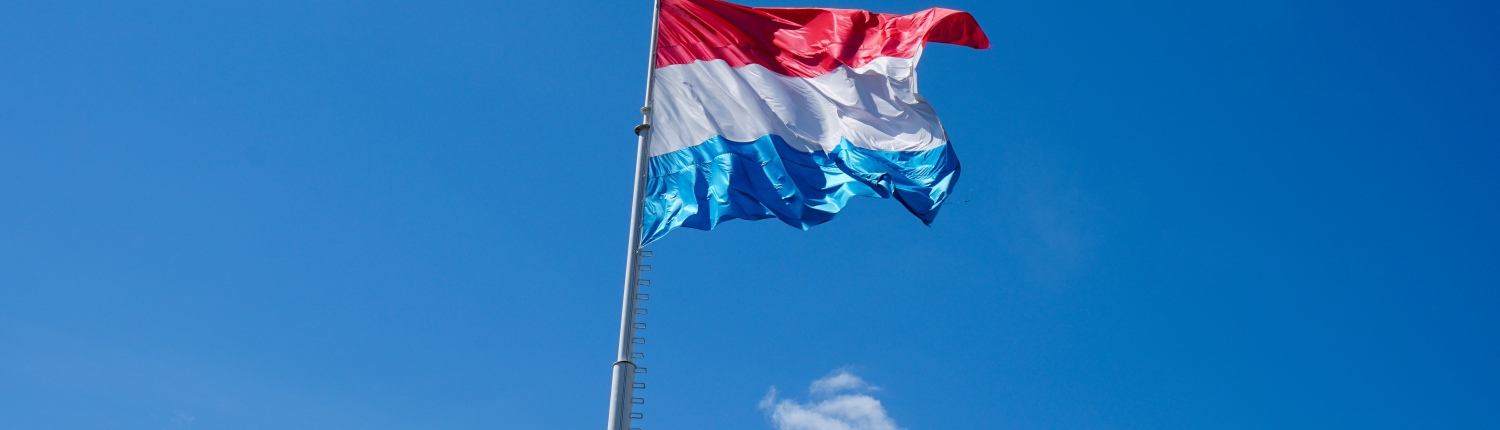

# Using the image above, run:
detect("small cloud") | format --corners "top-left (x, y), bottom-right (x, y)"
top-left (760, 386), bottom-right (780, 410)
top-left (172, 411), bottom-right (196, 426)
top-left (762, 370), bottom-right (902, 430)
top-left (809, 369), bottom-right (876, 396)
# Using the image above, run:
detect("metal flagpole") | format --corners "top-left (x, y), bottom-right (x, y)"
top-left (608, 0), bottom-right (664, 429)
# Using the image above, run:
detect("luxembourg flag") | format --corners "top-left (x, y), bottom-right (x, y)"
top-left (640, 0), bottom-right (990, 245)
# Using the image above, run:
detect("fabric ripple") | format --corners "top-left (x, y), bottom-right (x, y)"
top-left (642, 135), bottom-right (959, 245)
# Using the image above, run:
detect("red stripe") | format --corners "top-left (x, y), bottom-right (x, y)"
top-left (656, 0), bottom-right (990, 78)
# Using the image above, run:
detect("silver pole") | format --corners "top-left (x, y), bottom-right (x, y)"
top-left (608, 1), bottom-right (663, 429)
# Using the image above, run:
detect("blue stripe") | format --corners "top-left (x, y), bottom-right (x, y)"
top-left (641, 135), bottom-right (960, 245)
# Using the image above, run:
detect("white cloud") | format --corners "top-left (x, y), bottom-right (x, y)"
top-left (761, 370), bottom-right (902, 430)
top-left (809, 369), bottom-right (875, 395)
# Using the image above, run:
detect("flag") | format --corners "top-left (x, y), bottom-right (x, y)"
top-left (641, 0), bottom-right (990, 245)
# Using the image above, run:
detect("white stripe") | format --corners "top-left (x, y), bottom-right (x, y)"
top-left (648, 52), bottom-right (948, 157)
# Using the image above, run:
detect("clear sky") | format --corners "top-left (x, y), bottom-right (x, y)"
top-left (2, 0), bottom-right (1497, 429)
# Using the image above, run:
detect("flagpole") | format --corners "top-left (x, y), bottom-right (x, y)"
top-left (608, 0), bottom-right (664, 429)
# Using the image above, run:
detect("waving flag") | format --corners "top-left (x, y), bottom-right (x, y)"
top-left (641, 0), bottom-right (989, 244)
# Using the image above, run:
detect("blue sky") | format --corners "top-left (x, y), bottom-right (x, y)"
top-left (2, 0), bottom-right (1497, 429)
